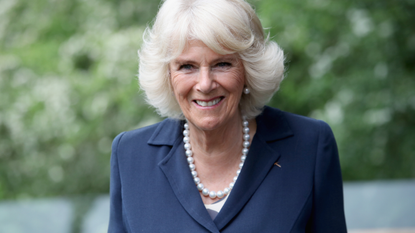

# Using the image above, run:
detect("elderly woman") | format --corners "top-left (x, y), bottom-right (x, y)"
top-left (108, 0), bottom-right (347, 232)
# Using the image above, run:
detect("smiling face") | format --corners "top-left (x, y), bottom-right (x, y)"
top-left (169, 40), bottom-right (245, 131)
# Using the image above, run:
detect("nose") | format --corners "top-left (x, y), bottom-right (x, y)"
top-left (196, 68), bottom-right (216, 93)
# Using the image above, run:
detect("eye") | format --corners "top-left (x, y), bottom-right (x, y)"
top-left (216, 62), bottom-right (232, 68)
top-left (179, 64), bottom-right (193, 70)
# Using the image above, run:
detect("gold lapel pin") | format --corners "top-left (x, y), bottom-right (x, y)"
top-left (274, 162), bottom-right (281, 168)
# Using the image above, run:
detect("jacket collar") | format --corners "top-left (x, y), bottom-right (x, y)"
top-left (152, 107), bottom-right (294, 232)
top-left (147, 118), bottom-right (183, 146)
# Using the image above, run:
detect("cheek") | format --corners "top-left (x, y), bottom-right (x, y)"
top-left (227, 71), bottom-right (245, 92)
top-left (171, 74), bottom-right (193, 98)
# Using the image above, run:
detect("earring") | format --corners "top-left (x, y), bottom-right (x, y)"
top-left (243, 87), bottom-right (250, 94)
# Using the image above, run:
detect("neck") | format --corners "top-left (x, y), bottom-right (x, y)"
top-left (188, 116), bottom-right (243, 163)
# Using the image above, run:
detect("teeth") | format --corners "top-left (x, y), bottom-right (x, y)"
top-left (196, 98), bottom-right (221, 107)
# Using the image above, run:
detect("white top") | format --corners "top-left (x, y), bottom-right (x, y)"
top-left (204, 192), bottom-right (230, 220)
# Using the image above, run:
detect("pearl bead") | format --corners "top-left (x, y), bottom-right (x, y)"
top-left (243, 127), bottom-right (250, 134)
top-left (233, 176), bottom-right (238, 182)
top-left (197, 183), bottom-right (204, 191)
top-left (202, 188), bottom-right (209, 196)
top-left (217, 191), bottom-right (224, 198)
top-left (224, 188), bottom-right (230, 194)
top-left (243, 134), bottom-right (250, 141)
top-left (189, 164), bottom-right (195, 170)
top-left (229, 182), bottom-right (234, 189)
top-left (183, 130), bottom-right (189, 136)
top-left (184, 143), bottom-right (191, 150)
top-left (184, 123), bottom-right (189, 129)
top-left (185, 150), bottom-right (193, 156)
top-left (239, 162), bottom-right (244, 169)
top-left (183, 136), bottom-right (190, 143)
top-left (209, 191), bottom-right (217, 199)
top-left (236, 169), bottom-right (241, 175)
top-left (194, 177), bottom-right (200, 184)
top-left (242, 148), bottom-right (249, 155)
top-left (241, 155), bottom-right (246, 162)
top-left (243, 121), bottom-right (249, 127)
top-left (187, 156), bottom-right (194, 163)
top-left (191, 170), bottom-right (197, 177)
top-left (243, 141), bottom-right (250, 148)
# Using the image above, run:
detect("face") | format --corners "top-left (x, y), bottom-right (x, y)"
top-left (169, 40), bottom-right (245, 131)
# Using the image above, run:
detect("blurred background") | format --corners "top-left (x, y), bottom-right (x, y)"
top-left (0, 0), bottom-right (414, 232)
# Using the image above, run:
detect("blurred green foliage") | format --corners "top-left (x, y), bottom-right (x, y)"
top-left (0, 0), bottom-right (162, 199)
top-left (0, 0), bottom-right (414, 199)
top-left (259, 0), bottom-right (415, 180)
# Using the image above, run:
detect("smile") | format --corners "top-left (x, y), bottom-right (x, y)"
top-left (194, 97), bottom-right (223, 107)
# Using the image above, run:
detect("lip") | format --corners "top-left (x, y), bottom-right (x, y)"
top-left (193, 96), bottom-right (224, 108)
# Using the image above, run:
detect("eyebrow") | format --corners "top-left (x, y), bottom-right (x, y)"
top-left (212, 56), bottom-right (238, 64)
top-left (172, 59), bottom-right (195, 66)
top-left (172, 55), bottom-right (238, 66)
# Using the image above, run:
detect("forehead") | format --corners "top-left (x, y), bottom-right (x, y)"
top-left (173, 40), bottom-right (238, 62)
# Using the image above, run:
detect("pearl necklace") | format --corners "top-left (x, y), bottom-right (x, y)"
top-left (183, 118), bottom-right (250, 199)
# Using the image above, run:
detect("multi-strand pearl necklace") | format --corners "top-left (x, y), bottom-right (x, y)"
top-left (183, 118), bottom-right (250, 199)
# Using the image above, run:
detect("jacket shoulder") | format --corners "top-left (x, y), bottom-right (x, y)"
top-left (284, 110), bottom-right (329, 128)
top-left (118, 120), bottom-right (163, 144)
top-left (261, 106), bottom-right (332, 136)
top-left (113, 117), bottom-right (183, 151)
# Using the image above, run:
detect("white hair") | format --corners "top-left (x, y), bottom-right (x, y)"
top-left (138, 0), bottom-right (285, 119)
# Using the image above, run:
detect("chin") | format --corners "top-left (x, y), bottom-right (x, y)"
top-left (188, 116), bottom-right (223, 131)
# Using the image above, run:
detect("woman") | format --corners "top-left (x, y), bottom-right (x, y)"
top-left (108, 0), bottom-right (347, 232)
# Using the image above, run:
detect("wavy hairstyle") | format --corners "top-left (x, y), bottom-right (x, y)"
top-left (138, 0), bottom-right (285, 119)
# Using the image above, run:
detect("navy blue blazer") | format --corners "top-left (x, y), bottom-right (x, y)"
top-left (108, 106), bottom-right (347, 232)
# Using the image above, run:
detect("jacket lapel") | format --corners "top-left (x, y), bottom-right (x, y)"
top-left (214, 107), bottom-right (294, 230)
top-left (155, 120), bottom-right (219, 233)
top-left (214, 134), bottom-right (281, 230)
